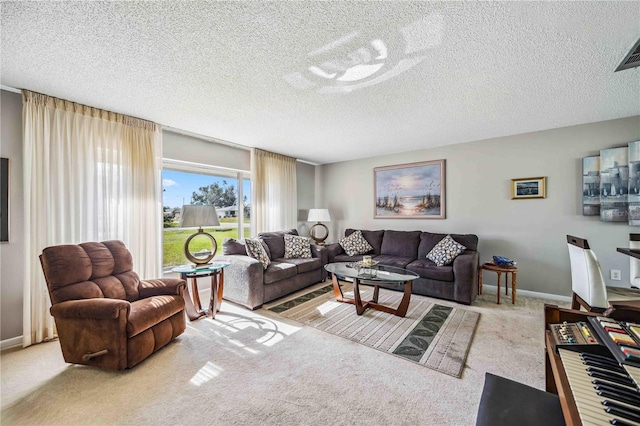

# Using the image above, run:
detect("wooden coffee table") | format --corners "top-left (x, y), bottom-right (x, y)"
top-left (324, 262), bottom-right (419, 317)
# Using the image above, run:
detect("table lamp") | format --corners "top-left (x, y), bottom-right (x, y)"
top-left (308, 208), bottom-right (331, 245)
top-left (179, 205), bottom-right (220, 265)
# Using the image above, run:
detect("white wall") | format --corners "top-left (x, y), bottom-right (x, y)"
top-left (296, 161), bottom-right (315, 236)
top-left (319, 116), bottom-right (640, 297)
top-left (163, 130), bottom-right (250, 171)
top-left (0, 90), bottom-right (24, 341)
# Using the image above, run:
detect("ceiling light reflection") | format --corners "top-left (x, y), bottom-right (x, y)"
top-left (283, 13), bottom-right (443, 94)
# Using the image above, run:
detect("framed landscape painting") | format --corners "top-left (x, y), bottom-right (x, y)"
top-left (510, 177), bottom-right (546, 199)
top-left (374, 159), bottom-right (445, 219)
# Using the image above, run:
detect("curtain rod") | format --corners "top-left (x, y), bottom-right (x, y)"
top-left (2, 84), bottom-right (318, 166)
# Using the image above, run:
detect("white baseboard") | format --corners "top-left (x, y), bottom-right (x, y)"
top-left (480, 284), bottom-right (572, 303)
top-left (1, 335), bottom-right (22, 351)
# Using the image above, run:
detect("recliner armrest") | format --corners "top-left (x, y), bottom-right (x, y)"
top-left (50, 298), bottom-right (130, 320)
top-left (139, 278), bottom-right (186, 298)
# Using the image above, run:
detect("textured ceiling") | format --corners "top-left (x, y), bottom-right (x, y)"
top-left (2, 1), bottom-right (639, 165)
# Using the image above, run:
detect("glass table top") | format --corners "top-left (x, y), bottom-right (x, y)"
top-left (325, 262), bottom-right (419, 282)
top-left (171, 262), bottom-right (230, 274)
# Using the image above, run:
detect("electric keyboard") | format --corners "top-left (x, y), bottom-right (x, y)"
top-left (545, 305), bottom-right (640, 426)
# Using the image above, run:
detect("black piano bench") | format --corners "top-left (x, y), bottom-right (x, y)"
top-left (476, 373), bottom-right (565, 426)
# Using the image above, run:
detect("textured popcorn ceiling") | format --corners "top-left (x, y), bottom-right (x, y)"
top-left (1, 1), bottom-right (639, 164)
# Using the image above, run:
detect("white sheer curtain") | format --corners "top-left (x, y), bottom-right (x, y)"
top-left (251, 148), bottom-right (297, 234)
top-left (22, 90), bottom-right (163, 346)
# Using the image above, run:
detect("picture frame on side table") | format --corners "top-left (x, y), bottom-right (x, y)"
top-left (510, 176), bottom-right (546, 200)
top-left (1, 158), bottom-right (8, 242)
top-left (374, 159), bottom-right (445, 219)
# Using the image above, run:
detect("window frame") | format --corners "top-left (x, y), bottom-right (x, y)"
top-left (161, 159), bottom-right (251, 269)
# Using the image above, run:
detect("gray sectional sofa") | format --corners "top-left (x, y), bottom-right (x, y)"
top-left (218, 229), bottom-right (327, 309)
top-left (326, 229), bottom-right (479, 305)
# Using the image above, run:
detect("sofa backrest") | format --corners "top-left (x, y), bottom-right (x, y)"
top-left (345, 229), bottom-right (385, 255)
top-left (381, 230), bottom-right (421, 257)
top-left (258, 229), bottom-right (298, 259)
top-left (417, 233), bottom-right (478, 259)
top-left (40, 240), bottom-right (140, 305)
top-left (222, 238), bottom-right (248, 256)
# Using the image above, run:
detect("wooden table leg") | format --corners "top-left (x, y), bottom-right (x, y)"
top-left (181, 274), bottom-right (206, 321)
top-left (353, 278), bottom-right (366, 315)
top-left (478, 266), bottom-right (483, 295)
top-left (395, 281), bottom-right (412, 317)
top-left (372, 285), bottom-right (380, 303)
top-left (496, 272), bottom-right (501, 304)
top-left (505, 273), bottom-right (509, 296)
top-left (191, 277), bottom-right (202, 311)
top-left (216, 269), bottom-right (224, 310)
top-left (332, 273), bottom-right (346, 300)
top-left (208, 273), bottom-right (218, 319)
top-left (512, 271), bottom-right (517, 304)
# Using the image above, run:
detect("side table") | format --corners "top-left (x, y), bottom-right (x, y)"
top-left (479, 263), bottom-right (518, 304)
top-left (171, 262), bottom-right (230, 321)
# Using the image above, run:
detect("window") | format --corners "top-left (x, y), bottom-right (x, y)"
top-left (162, 164), bottom-right (251, 270)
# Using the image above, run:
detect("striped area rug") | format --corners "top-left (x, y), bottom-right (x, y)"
top-left (268, 283), bottom-right (480, 378)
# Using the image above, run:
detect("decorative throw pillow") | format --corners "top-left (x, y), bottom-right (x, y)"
top-left (426, 235), bottom-right (466, 267)
top-left (284, 234), bottom-right (312, 259)
top-left (245, 238), bottom-right (271, 269)
top-left (339, 230), bottom-right (374, 257)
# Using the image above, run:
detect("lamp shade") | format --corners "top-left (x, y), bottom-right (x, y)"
top-left (179, 205), bottom-right (220, 228)
top-left (308, 208), bottom-right (331, 222)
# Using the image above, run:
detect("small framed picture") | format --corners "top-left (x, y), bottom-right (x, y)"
top-left (511, 176), bottom-right (546, 200)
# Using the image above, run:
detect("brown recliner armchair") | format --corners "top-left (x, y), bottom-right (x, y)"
top-left (39, 240), bottom-right (187, 370)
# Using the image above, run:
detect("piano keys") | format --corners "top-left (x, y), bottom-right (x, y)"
top-left (558, 349), bottom-right (640, 425)
top-left (544, 304), bottom-right (640, 426)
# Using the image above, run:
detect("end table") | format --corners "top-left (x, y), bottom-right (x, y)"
top-left (479, 262), bottom-right (518, 304)
top-left (172, 262), bottom-right (229, 320)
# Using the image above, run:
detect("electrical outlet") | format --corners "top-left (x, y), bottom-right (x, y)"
top-left (611, 269), bottom-right (621, 281)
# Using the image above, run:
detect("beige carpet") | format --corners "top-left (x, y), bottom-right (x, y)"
top-left (1, 283), bottom-right (569, 425)
top-left (268, 283), bottom-right (479, 377)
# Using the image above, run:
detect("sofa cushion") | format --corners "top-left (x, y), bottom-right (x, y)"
top-left (263, 261), bottom-right (297, 284)
top-left (451, 234), bottom-right (478, 251)
top-left (340, 230), bottom-right (374, 256)
top-left (380, 230), bottom-right (421, 258)
top-left (259, 229), bottom-right (298, 259)
top-left (426, 235), bottom-right (467, 266)
top-left (417, 232), bottom-right (447, 259)
top-left (406, 259), bottom-right (455, 281)
top-left (284, 234), bottom-right (312, 259)
top-left (127, 295), bottom-right (185, 338)
top-left (418, 232), bottom-right (478, 258)
top-left (333, 254), bottom-right (377, 263)
top-left (245, 238), bottom-right (271, 269)
top-left (372, 255), bottom-right (415, 269)
top-left (274, 257), bottom-right (322, 274)
top-left (222, 238), bottom-right (247, 256)
top-left (345, 229), bottom-right (384, 254)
